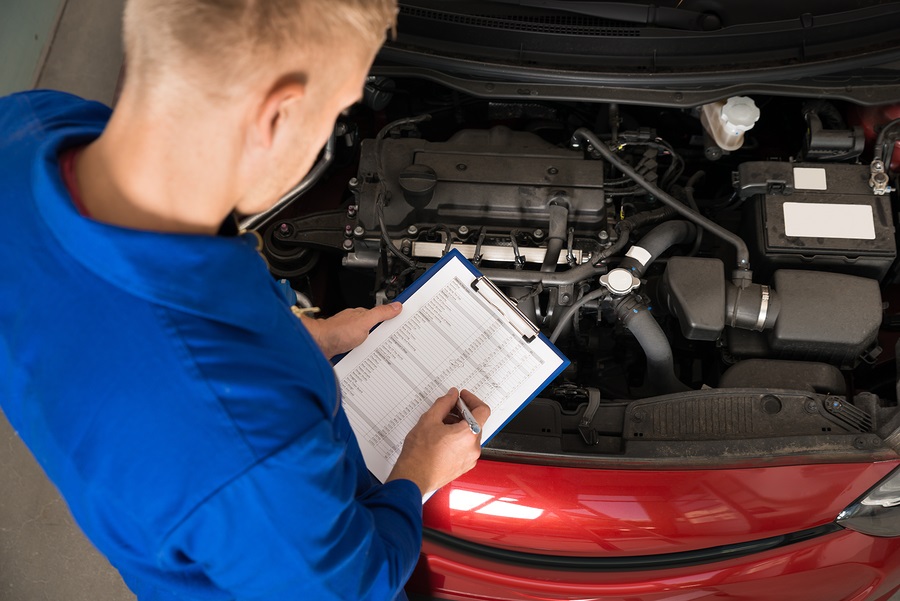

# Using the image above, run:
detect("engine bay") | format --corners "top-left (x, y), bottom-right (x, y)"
top-left (259, 79), bottom-right (900, 463)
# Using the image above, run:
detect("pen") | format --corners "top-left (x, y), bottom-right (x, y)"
top-left (456, 394), bottom-right (481, 435)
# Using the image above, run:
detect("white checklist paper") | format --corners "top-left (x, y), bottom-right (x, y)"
top-left (335, 254), bottom-right (567, 486)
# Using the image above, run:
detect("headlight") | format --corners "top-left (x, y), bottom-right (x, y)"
top-left (837, 466), bottom-right (900, 537)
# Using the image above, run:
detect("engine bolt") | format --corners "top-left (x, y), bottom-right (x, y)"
top-left (348, 177), bottom-right (360, 189)
top-left (547, 167), bottom-right (558, 175)
top-left (456, 163), bottom-right (467, 171)
top-left (344, 225), bottom-right (353, 237)
top-left (342, 239), bottom-right (354, 251)
top-left (533, 229), bottom-right (544, 240)
top-left (599, 231), bottom-right (610, 241)
top-left (346, 204), bottom-right (358, 218)
top-left (277, 222), bottom-right (293, 237)
top-left (853, 436), bottom-right (867, 450)
top-left (804, 400), bottom-right (818, 414)
top-left (353, 225), bottom-right (365, 238)
top-left (458, 225), bottom-right (470, 236)
top-left (407, 225), bottom-right (419, 236)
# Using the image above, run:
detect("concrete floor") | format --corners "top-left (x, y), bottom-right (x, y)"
top-left (0, 412), bottom-right (135, 601)
top-left (1, 0), bottom-right (133, 599)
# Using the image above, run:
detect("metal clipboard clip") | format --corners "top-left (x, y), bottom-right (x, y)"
top-left (471, 276), bottom-right (539, 342)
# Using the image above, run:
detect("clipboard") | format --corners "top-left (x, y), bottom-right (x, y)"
top-left (390, 249), bottom-right (567, 441)
top-left (396, 249), bottom-right (540, 341)
top-left (335, 249), bottom-right (570, 486)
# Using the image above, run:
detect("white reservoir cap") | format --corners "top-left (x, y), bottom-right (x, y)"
top-left (720, 96), bottom-right (760, 135)
top-left (600, 268), bottom-right (641, 295)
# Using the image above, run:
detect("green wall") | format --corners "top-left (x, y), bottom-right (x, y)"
top-left (0, 0), bottom-right (65, 96)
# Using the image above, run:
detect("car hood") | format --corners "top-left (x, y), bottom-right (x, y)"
top-left (379, 1), bottom-right (900, 105)
top-left (423, 458), bottom-right (900, 556)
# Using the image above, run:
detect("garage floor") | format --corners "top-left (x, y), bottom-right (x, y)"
top-left (0, 412), bottom-right (135, 601)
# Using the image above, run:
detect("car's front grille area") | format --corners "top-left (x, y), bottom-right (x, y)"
top-left (423, 523), bottom-right (843, 571)
top-left (643, 395), bottom-right (756, 438)
top-left (399, 6), bottom-right (643, 37)
top-left (620, 391), bottom-right (878, 442)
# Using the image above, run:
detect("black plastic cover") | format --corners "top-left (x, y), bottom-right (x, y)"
top-left (662, 257), bottom-right (726, 341)
top-left (356, 127), bottom-right (606, 235)
top-left (769, 270), bottom-right (882, 368)
top-left (738, 161), bottom-right (896, 281)
top-left (720, 359), bottom-right (846, 395)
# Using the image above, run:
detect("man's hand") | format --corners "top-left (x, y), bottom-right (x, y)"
top-left (300, 302), bottom-right (402, 359)
top-left (387, 388), bottom-right (491, 496)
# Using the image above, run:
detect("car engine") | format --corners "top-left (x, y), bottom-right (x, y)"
top-left (259, 83), bottom-right (900, 459)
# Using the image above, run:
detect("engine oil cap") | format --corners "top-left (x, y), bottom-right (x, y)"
top-left (399, 164), bottom-right (437, 208)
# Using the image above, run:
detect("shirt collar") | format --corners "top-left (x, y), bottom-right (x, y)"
top-left (32, 116), bottom-right (285, 332)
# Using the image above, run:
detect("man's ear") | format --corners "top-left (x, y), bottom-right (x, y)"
top-left (254, 74), bottom-right (307, 150)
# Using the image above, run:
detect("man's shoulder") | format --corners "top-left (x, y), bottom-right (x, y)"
top-left (0, 89), bottom-right (109, 116)
top-left (0, 90), bottom-right (110, 146)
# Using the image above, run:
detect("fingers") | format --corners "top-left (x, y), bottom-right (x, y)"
top-left (425, 388), bottom-right (491, 430)
top-left (395, 388), bottom-right (489, 494)
top-left (460, 389), bottom-right (491, 428)
top-left (426, 388), bottom-right (459, 422)
top-left (363, 302), bottom-right (402, 328)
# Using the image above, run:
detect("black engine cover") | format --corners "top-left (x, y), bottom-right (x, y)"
top-left (355, 126), bottom-right (606, 236)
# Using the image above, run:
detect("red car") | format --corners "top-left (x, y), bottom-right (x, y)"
top-left (252, 1), bottom-right (900, 598)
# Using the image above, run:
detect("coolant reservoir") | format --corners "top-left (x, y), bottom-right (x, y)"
top-left (700, 96), bottom-right (760, 151)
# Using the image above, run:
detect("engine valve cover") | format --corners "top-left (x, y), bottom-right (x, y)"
top-left (355, 126), bottom-right (606, 236)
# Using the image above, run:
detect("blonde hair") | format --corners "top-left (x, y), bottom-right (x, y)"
top-left (123, 0), bottom-right (397, 88)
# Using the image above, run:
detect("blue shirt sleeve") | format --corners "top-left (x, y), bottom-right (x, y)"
top-left (156, 417), bottom-right (423, 601)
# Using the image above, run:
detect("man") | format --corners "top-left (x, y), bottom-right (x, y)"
top-left (0, 1), bottom-right (489, 600)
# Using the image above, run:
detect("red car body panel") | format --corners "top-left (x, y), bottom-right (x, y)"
top-left (423, 459), bottom-right (899, 555)
top-left (408, 458), bottom-right (900, 600)
top-left (409, 529), bottom-right (900, 601)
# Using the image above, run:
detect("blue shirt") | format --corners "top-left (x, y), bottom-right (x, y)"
top-left (0, 91), bottom-right (423, 601)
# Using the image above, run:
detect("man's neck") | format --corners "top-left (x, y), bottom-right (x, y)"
top-left (75, 94), bottom-right (241, 236)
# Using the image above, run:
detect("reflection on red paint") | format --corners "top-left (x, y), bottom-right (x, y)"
top-left (424, 459), bottom-right (900, 556)
top-left (408, 529), bottom-right (900, 601)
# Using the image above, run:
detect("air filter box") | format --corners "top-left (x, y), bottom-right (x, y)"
top-left (738, 162), bottom-right (896, 281)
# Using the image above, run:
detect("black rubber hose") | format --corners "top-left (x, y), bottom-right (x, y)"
top-left (374, 114), bottom-right (432, 270)
top-left (616, 298), bottom-right (690, 395)
top-left (683, 171), bottom-right (705, 256)
top-left (549, 287), bottom-right (608, 344)
top-left (573, 128), bottom-right (751, 283)
top-left (802, 100), bottom-right (846, 130)
top-left (627, 205), bottom-right (677, 230)
top-left (541, 238), bottom-right (565, 273)
top-left (542, 202), bottom-right (569, 272)
top-left (874, 118), bottom-right (900, 166)
top-left (618, 220), bottom-right (697, 278)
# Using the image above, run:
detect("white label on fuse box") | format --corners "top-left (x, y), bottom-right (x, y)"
top-left (783, 202), bottom-right (876, 240)
top-left (793, 167), bottom-right (828, 190)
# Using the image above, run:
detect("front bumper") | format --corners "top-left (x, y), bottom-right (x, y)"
top-left (408, 527), bottom-right (900, 601)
